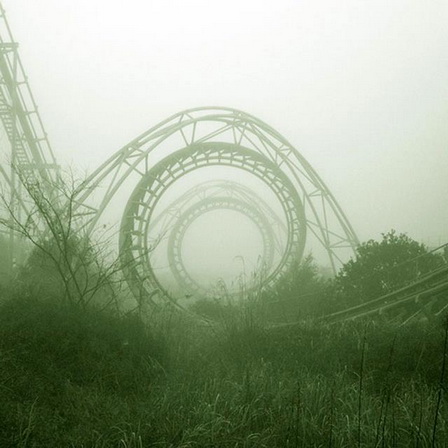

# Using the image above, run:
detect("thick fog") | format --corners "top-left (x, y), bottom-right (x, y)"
top-left (5, 0), bottom-right (448, 249)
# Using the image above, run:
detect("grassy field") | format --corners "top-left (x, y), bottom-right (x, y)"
top-left (0, 289), bottom-right (447, 448)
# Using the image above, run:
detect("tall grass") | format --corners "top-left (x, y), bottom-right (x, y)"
top-left (0, 290), bottom-right (447, 447)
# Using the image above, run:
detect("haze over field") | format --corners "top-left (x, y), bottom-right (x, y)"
top-left (2, 6), bottom-right (448, 445)
top-left (5, 0), bottom-right (448, 246)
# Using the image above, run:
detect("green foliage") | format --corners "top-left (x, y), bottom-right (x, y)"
top-left (0, 233), bottom-right (10, 283)
top-left (336, 230), bottom-right (444, 306)
top-left (265, 254), bottom-right (334, 320)
top-left (0, 294), bottom-right (168, 447)
top-left (0, 295), bottom-right (167, 390)
top-left (189, 297), bottom-right (235, 320)
top-left (2, 172), bottom-right (448, 446)
top-left (0, 169), bottom-right (124, 308)
top-left (1, 290), bottom-right (448, 446)
top-left (0, 233), bottom-right (29, 286)
top-left (16, 234), bottom-right (118, 307)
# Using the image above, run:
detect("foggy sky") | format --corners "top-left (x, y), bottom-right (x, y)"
top-left (6, 0), bottom-right (448, 245)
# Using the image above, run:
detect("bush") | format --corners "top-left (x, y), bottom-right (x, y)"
top-left (0, 293), bottom-right (169, 446)
top-left (263, 254), bottom-right (335, 321)
top-left (335, 230), bottom-right (445, 306)
top-left (0, 294), bottom-right (167, 392)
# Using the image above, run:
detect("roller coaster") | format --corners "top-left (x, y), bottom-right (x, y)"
top-left (0, 4), bottom-right (446, 321)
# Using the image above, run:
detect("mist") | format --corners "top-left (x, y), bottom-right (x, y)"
top-left (5, 0), bottom-right (448, 248)
top-left (2, 2), bottom-right (448, 445)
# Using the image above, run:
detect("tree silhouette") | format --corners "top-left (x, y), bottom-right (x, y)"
top-left (336, 230), bottom-right (444, 306)
top-left (0, 168), bottom-right (123, 308)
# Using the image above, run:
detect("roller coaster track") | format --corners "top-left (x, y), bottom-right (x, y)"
top-left (6, 3), bottom-right (444, 324)
top-left (324, 244), bottom-right (448, 324)
top-left (0, 3), bottom-right (360, 302)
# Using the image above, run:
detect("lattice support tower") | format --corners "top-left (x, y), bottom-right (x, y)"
top-left (0, 3), bottom-right (59, 269)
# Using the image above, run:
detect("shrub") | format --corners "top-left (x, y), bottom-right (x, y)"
top-left (335, 230), bottom-right (444, 306)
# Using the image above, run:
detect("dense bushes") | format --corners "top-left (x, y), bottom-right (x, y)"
top-left (0, 295), bottom-right (167, 390)
top-left (335, 230), bottom-right (445, 306)
top-left (0, 294), bottom-right (168, 447)
top-left (262, 254), bottom-right (335, 321)
top-left (1, 180), bottom-right (447, 446)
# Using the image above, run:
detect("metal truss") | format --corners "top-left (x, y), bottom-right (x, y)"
top-left (324, 243), bottom-right (448, 324)
top-left (146, 179), bottom-right (287, 296)
top-left (0, 5), bottom-right (58, 184)
top-left (0, 4), bottom-right (59, 256)
top-left (119, 141), bottom-right (306, 302)
top-left (3, 4), bottom-right (446, 321)
top-left (0, 3), bottom-right (358, 305)
top-left (70, 107), bottom-right (359, 303)
top-left (147, 180), bottom-right (287, 256)
top-left (167, 196), bottom-right (276, 296)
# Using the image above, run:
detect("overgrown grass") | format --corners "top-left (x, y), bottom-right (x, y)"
top-left (0, 291), bottom-right (447, 447)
